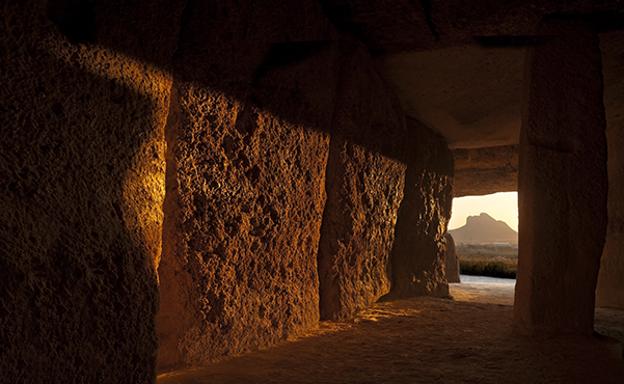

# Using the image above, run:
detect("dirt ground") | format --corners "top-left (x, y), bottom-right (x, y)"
top-left (158, 279), bottom-right (624, 384)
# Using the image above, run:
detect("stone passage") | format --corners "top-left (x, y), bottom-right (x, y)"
top-left (4, 1), bottom-right (624, 383)
top-left (514, 18), bottom-right (608, 335)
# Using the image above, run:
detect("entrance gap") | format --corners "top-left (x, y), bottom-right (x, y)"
top-left (447, 192), bottom-right (518, 306)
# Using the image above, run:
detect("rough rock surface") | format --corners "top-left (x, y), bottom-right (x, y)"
top-left (8, 1), bottom-right (623, 383)
top-left (317, 45), bottom-right (406, 321)
top-left (389, 118), bottom-right (454, 298)
top-left (514, 19), bottom-right (607, 335)
top-left (0, 1), bottom-right (182, 382)
top-left (453, 146), bottom-right (518, 197)
top-left (597, 31), bottom-right (624, 310)
top-left (444, 234), bottom-right (460, 283)
top-left (156, 0), bottom-right (338, 369)
top-left (158, 86), bottom-right (331, 369)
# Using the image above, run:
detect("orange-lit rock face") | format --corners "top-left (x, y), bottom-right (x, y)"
top-left (156, 0), bottom-right (339, 369)
top-left (390, 119), bottom-right (454, 298)
top-left (317, 46), bottom-right (406, 321)
top-left (8, 1), bottom-right (624, 382)
top-left (0, 1), bottom-right (182, 382)
top-left (157, 87), bottom-right (331, 368)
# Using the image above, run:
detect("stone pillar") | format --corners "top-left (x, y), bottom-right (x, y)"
top-left (596, 31), bottom-right (624, 310)
top-left (389, 119), bottom-right (454, 298)
top-left (514, 18), bottom-right (607, 335)
top-left (444, 233), bottom-right (461, 283)
top-left (317, 45), bottom-right (406, 322)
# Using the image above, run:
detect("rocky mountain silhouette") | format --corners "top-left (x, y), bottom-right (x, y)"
top-left (449, 212), bottom-right (517, 244)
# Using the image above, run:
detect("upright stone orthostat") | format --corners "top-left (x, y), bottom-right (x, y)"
top-left (389, 118), bottom-right (454, 298)
top-left (156, 1), bottom-right (338, 369)
top-left (444, 233), bottom-right (461, 284)
top-left (317, 44), bottom-right (406, 321)
top-left (0, 2), bottom-right (182, 382)
top-left (596, 31), bottom-right (624, 310)
top-left (514, 18), bottom-right (607, 334)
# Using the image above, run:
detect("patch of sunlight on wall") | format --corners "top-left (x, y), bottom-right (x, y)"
top-left (449, 192), bottom-right (518, 231)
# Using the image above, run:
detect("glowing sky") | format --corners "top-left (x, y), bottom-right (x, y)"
top-left (448, 192), bottom-right (518, 231)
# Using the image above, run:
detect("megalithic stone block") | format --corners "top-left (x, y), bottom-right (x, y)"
top-left (514, 17), bottom-right (608, 335)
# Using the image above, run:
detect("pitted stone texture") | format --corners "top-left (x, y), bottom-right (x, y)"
top-left (597, 31), bottom-right (624, 310)
top-left (444, 233), bottom-right (460, 283)
top-left (0, 1), bottom-right (182, 382)
top-left (514, 20), bottom-right (607, 335)
top-left (389, 118), bottom-right (454, 298)
top-left (453, 146), bottom-right (518, 197)
top-left (158, 89), bottom-right (330, 368)
top-left (156, 0), bottom-right (338, 369)
top-left (317, 45), bottom-right (406, 321)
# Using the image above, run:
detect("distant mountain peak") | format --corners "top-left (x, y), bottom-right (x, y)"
top-left (466, 212), bottom-right (504, 225)
top-left (450, 212), bottom-right (517, 244)
top-left (467, 212), bottom-right (494, 221)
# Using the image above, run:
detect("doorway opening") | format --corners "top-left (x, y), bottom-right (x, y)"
top-left (446, 191), bottom-right (518, 305)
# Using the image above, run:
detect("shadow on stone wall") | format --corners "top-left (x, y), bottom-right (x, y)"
top-left (1, 0), bottom-right (456, 380)
top-left (1, 26), bottom-right (165, 384)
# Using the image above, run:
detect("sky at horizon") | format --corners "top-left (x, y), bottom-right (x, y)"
top-left (448, 192), bottom-right (518, 231)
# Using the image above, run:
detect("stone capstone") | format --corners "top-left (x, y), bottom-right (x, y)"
top-left (453, 146), bottom-right (517, 197)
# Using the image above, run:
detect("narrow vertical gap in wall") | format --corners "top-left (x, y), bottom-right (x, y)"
top-left (154, 0), bottom-right (193, 372)
top-left (156, 81), bottom-right (180, 369)
top-left (315, 43), bottom-right (352, 321)
top-left (316, 137), bottom-right (340, 321)
top-left (155, 82), bottom-right (194, 372)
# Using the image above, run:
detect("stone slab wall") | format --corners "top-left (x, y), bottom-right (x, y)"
top-left (2, 1), bottom-right (461, 380)
top-left (156, 0), bottom-right (338, 369)
top-left (0, 1), bottom-right (183, 382)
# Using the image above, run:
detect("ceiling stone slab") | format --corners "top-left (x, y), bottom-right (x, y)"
top-left (453, 145), bottom-right (518, 197)
top-left (322, 0), bottom-right (624, 53)
top-left (379, 46), bottom-right (524, 149)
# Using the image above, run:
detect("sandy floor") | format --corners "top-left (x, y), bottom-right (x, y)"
top-left (158, 278), bottom-right (624, 384)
